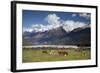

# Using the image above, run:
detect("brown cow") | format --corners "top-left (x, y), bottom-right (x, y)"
top-left (58, 51), bottom-right (68, 56)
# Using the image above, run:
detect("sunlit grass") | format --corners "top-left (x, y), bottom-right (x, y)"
top-left (22, 47), bottom-right (91, 63)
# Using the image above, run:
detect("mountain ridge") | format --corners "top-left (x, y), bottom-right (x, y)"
top-left (23, 26), bottom-right (91, 46)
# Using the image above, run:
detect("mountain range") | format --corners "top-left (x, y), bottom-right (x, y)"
top-left (23, 26), bottom-right (91, 46)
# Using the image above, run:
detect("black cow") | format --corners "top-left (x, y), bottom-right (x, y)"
top-left (42, 50), bottom-right (48, 54)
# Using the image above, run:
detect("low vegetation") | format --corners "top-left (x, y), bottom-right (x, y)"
top-left (22, 47), bottom-right (91, 63)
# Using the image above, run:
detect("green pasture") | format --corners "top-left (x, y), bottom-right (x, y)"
top-left (22, 47), bottom-right (91, 63)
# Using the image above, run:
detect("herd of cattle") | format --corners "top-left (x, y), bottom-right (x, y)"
top-left (41, 47), bottom-right (88, 56)
top-left (42, 50), bottom-right (68, 56)
top-left (23, 47), bottom-right (89, 56)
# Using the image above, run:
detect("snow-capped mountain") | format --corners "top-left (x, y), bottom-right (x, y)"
top-left (23, 25), bottom-right (91, 46)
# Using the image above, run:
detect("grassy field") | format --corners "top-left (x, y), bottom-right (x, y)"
top-left (22, 47), bottom-right (91, 63)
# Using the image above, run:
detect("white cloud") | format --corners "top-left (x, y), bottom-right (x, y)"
top-left (63, 20), bottom-right (88, 32)
top-left (79, 13), bottom-right (91, 19)
top-left (23, 13), bottom-right (89, 32)
top-left (31, 24), bottom-right (50, 32)
top-left (45, 13), bottom-right (61, 27)
top-left (23, 27), bottom-right (33, 32)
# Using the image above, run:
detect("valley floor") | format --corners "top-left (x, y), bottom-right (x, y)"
top-left (22, 47), bottom-right (91, 63)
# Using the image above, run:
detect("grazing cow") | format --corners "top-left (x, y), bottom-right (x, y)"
top-left (49, 50), bottom-right (56, 55)
top-left (82, 51), bottom-right (86, 56)
top-left (58, 51), bottom-right (68, 56)
top-left (42, 50), bottom-right (48, 54)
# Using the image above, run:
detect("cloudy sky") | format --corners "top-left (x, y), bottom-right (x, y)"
top-left (22, 10), bottom-right (91, 32)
